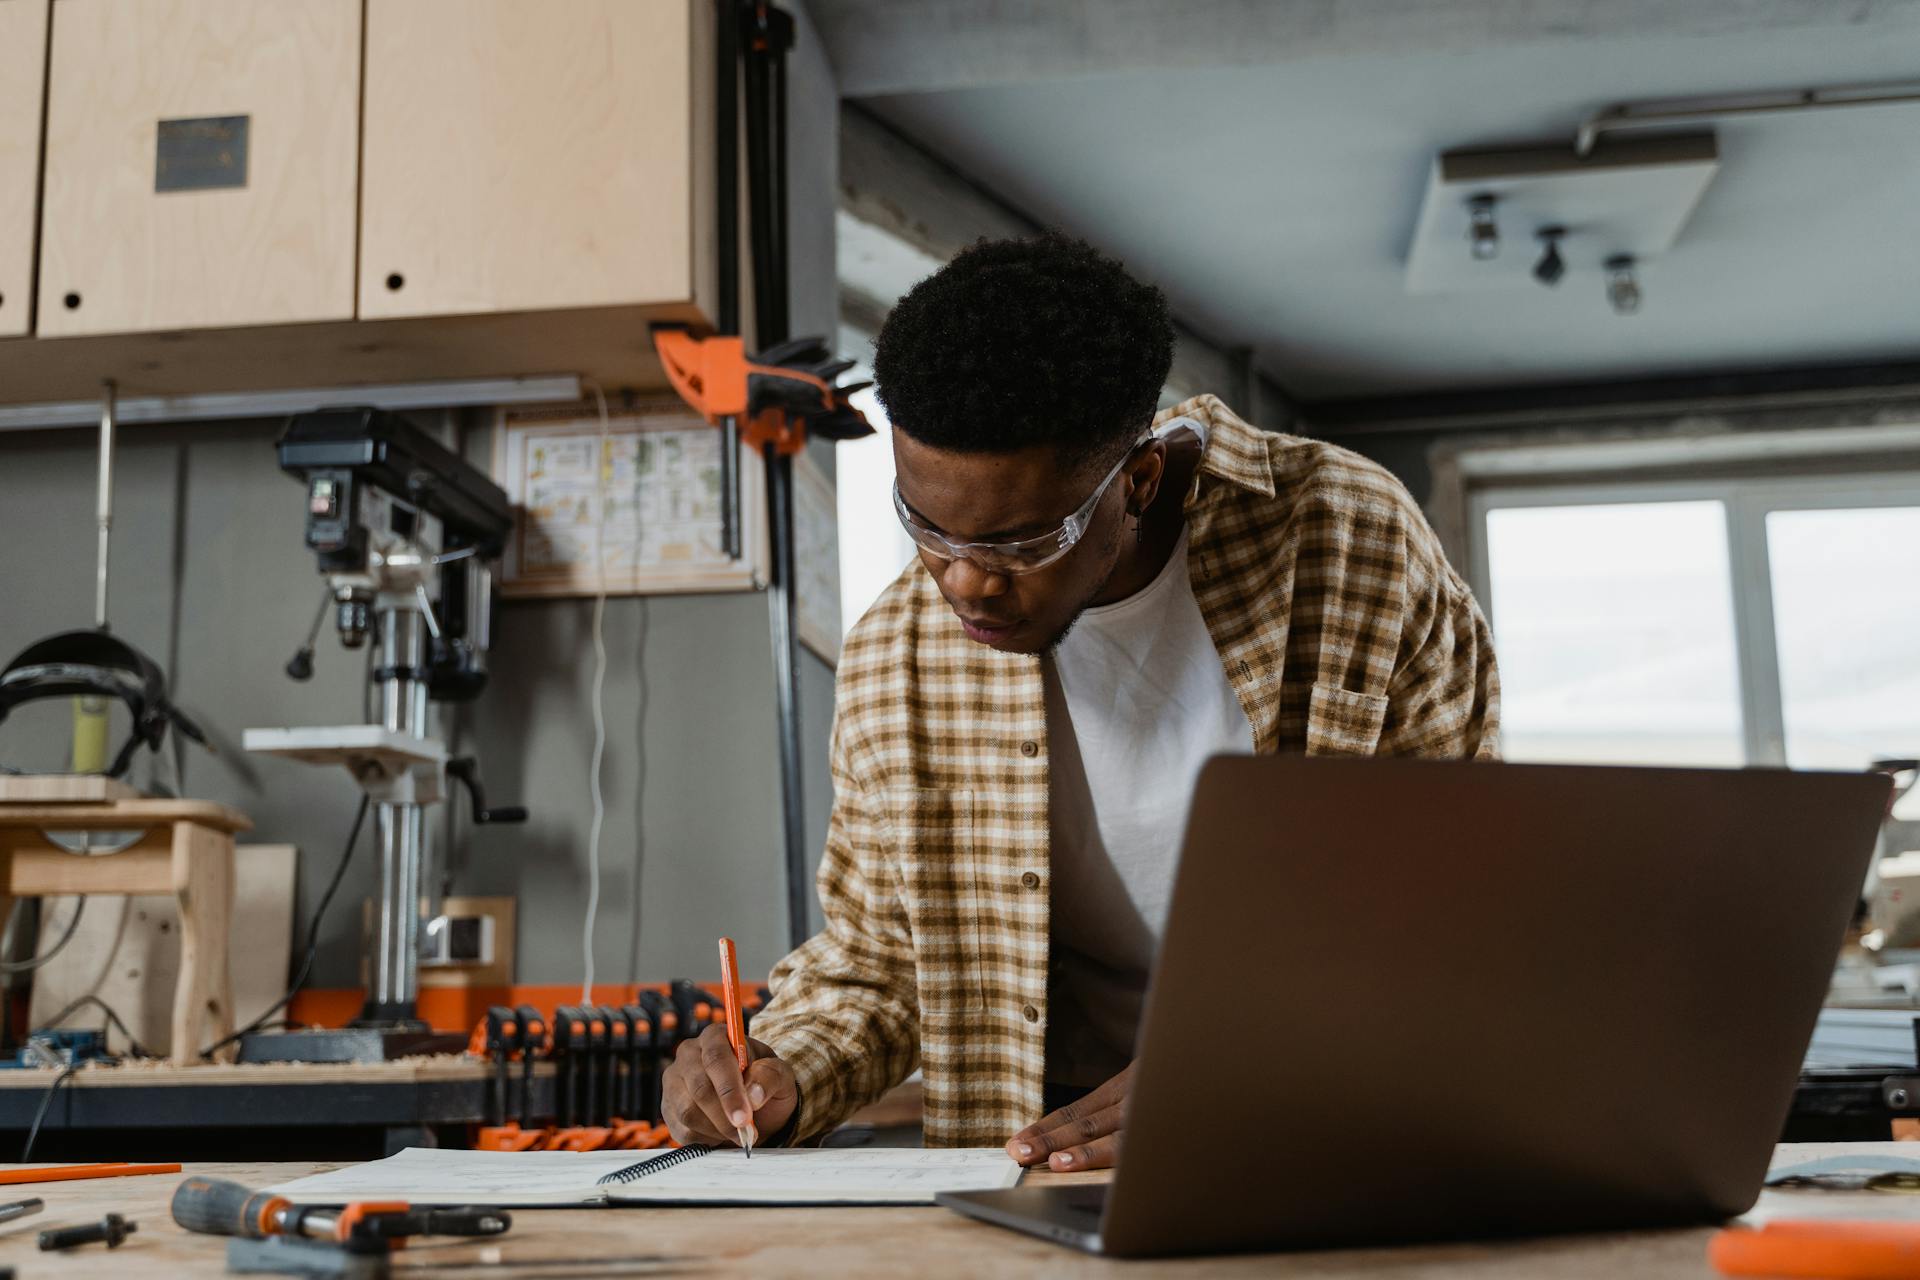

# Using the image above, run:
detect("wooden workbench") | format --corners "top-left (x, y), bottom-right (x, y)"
top-left (0, 797), bottom-right (253, 1064)
top-left (0, 1144), bottom-right (1910, 1277)
top-left (0, 1058), bottom-right (557, 1162)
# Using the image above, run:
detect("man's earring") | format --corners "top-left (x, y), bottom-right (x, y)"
top-left (1132, 508), bottom-right (1145, 546)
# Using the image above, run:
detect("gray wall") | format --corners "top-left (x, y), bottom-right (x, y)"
top-left (0, 413), bottom-right (834, 992)
top-left (0, 0), bottom-right (841, 991)
top-left (449, 416), bottom-right (835, 988)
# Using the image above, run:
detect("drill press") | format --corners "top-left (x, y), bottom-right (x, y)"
top-left (243, 407), bottom-right (526, 1060)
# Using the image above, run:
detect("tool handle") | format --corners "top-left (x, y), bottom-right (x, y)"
top-left (417, 1205), bottom-right (513, 1237)
top-left (40, 1213), bottom-right (137, 1250)
top-left (171, 1176), bottom-right (285, 1239)
top-left (1711, 1221), bottom-right (1920, 1279)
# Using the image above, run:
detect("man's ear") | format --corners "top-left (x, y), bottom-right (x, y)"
top-left (1125, 440), bottom-right (1168, 516)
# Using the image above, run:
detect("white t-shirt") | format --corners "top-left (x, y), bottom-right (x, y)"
top-left (1043, 528), bottom-right (1253, 1086)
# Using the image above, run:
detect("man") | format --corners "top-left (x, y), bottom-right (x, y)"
top-left (662, 235), bottom-right (1500, 1170)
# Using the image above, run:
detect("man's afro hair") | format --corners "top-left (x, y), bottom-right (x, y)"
top-left (872, 235), bottom-right (1174, 471)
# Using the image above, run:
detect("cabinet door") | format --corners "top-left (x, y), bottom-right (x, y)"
top-left (36, 0), bottom-right (360, 337)
top-left (0, 0), bottom-right (49, 338)
top-left (360, 0), bottom-right (701, 321)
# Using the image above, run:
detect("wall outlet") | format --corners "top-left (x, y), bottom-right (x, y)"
top-left (418, 895), bottom-right (515, 987)
top-left (423, 913), bottom-right (494, 966)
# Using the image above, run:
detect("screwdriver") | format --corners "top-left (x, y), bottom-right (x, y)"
top-left (0, 1196), bottom-right (42, 1224)
top-left (171, 1176), bottom-right (509, 1248)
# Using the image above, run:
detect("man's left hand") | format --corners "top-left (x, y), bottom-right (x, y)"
top-left (1004, 1064), bottom-right (1132, 1171)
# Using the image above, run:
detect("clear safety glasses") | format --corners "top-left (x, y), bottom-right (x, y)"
top-left (892, 433), bottom-right (1150, 576)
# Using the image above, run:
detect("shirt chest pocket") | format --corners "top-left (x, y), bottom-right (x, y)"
top-left (1306, 682), bottom-right (1390, 756)
top-left (886, 788), bottom-right (989, 1014)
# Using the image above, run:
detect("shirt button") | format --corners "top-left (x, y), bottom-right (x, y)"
top-left (1019, 740), bottom-right (1039, 758)
top-left (1020, 871), bottom-right (1040, 890)
top-left (1022, 1004), bottom-right (1039, 1023)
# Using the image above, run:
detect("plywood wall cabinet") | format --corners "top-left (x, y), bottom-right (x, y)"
top-left (0, 0), bottom-right (50, 339)
top-left (361, 0), bottom-right (716, 323)
top-left (35, 0), bottom-right (361, 337)
top-left (0, 0), bottom-right (719, 403)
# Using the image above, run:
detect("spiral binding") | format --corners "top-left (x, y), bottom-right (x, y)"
top-left (599, 1144), bottom-right (715, 1184)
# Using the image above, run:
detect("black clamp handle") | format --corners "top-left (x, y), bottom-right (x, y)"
top-left (407, 1206), bottom-right (513, 1239)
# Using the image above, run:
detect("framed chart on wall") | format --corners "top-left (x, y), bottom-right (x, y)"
top-left (491, 398), bottom-right (769, 598)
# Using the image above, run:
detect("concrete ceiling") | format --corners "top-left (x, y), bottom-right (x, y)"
top-left (816, 0), bottom-right (1920, 401)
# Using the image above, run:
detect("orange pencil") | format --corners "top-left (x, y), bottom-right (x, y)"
top-left (718, 936), bottom-right (753, 1157)
top-left (0, 1162), bottom-right (181, 1186)
top-left (1711, 1220), bottom-right (1920, 1279)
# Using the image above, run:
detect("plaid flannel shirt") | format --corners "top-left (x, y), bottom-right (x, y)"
top-left (751, 394), bottom-right (1501, 1147)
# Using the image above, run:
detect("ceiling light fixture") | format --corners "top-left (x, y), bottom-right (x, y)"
top-left (1406, 137), bottom-right (1716, 295)
top-left (1604, 254), bottom-right (1641, 315)
top-left (1466, 194), bottom-right (1500, 261)
top-left (1532, 226), bottom-right (1567, 287)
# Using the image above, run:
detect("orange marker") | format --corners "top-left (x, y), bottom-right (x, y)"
top-left (718, 936), bottom-right (753, 1157)
top-left (1711, 1220), bottom-right (1920, 1279)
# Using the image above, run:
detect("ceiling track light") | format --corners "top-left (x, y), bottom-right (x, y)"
top-left (1406, 136), bottom-right (1714, 295)
top-left (1605, 254), bottom-right (1642, 315)
top-left (1576, 78), bottom-right (1920, 156)
top-left (1532, 226), bottom-right (1567, 287)
top-left (1465, 193), bottom-right (1500, 261)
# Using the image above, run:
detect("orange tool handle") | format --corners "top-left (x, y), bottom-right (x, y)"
top-left (1711, 1220), bottom-right (1920, 1278)
top-left (555, 1128), bottom-right (615, 1152)
top-left (336, 1201), bottom-right (411, 1247)
top-left (719, 936), bottom-right (748, 1076)
top-left (170, 1176), bottom-right (290, 1239)
top-left (476, 1123), bottom-right (549, 1152)
top-left (0, 1162), bottom-right (181, 1185)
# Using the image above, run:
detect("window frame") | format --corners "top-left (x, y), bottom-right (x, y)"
top-left (1468, 472), bottom-right (1920, 769)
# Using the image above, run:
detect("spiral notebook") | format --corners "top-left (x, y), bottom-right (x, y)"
top-left (269, 1145), bottom-right (1022, 1207)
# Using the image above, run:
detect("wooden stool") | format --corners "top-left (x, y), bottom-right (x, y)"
top-left (0, 798), bottom-right (252, 1063)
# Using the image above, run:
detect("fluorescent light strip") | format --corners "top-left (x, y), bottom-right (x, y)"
top-left (0, 375), bottom-right (584, 432)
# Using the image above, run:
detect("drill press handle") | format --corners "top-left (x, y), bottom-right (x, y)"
top-left (446, 757), bottom-right (528, 824)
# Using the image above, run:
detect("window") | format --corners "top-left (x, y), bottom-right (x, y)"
top-left (1483, 501), bottom-right (1743, 766)
top-left (1767, 506), bottom-right (1920, 779)
top-left (1470, 475), bottom-right (1920, 817)
top-left (834, 367), bottom-right (917, 635)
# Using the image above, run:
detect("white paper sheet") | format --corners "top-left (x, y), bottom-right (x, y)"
top-left (268, 1147), bottom-right (674, 1206)
top-left (603, 1147), bottom-right (1023, 1205)
top-left (268, 1144), bottom-right (1022, 1208)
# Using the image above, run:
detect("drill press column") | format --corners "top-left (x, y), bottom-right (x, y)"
top-left (367, 602), bottom-right (431, 1024)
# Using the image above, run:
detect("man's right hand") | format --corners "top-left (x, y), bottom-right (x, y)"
top-left (660, 1023), bottom-right (800, 1148)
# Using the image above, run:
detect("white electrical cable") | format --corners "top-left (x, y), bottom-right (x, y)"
top-left (581, 382), bottom-right (613, 1003)
top-left (0, 897), bottom-right (86, 975)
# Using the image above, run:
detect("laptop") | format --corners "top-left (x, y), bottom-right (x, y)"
top-left (938, 756), bottom-right (1888, 1257)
